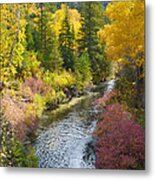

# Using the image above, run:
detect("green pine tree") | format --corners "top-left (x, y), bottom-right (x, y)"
top-left (59, 6), bottom-right (75, 71)
top-left (25, 23), bottom-right (34, 51)
top-left (45, 32), bottom-right (63, 72)
top-left (77, 2), bottom-right (106, 83)
top-left (75, 52), bottom-right (92, 90)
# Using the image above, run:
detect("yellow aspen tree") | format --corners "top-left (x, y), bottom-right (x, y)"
top-left (99, 0), bottom-right (144, 106)
top-left (50, 4), bottom-right (81, 38)
top-left (99, 0), bottom-right (144, 72)
top-left (0, 4), bottom-right (27, 86)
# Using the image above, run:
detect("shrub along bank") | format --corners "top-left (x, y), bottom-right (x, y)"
top-left (94, 89), bottom-right (145, 169)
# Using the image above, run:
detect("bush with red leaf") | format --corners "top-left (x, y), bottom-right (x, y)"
top-left (94, 103), bottom-right (132, 137)
top-left (1, 78), bottom-right (54, 142)
top-left (1, 93), bottom-right (38, 142)
top-left (1, 94), bottom-right (29, 141)
top-left (94, 90), bottom-right (117, 109)
top-left (95, 118), bottom-right (145, 169)
top-left (94, 93), bottom-right (145, 169)
top-left (22, 77), bottom-right (51, 98)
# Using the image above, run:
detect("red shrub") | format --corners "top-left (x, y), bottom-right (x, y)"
top-left (22, 77), bottom-right (50, 97)
top-left (95, 120), bottom-right (145, 169)
top-left (94, 96), bottom-right (145, 169)
top-left (1, 93), bottom-right (38, 142)
top-left (95, 90), bottom-right (117, 109)
top-left (1, 95), bottom-right (28, 141)
top-left (95, 103), bottom-right (132, 137)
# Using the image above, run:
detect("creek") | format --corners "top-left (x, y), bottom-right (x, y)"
top-left (34, 80), bottom-right (115, 168)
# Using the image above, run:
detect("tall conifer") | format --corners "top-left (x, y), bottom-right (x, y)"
top-left (78, 2), bottom-right (106, 82)
top-left (59, 6), bottom-right (75, 71)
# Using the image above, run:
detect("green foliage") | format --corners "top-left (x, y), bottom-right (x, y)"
top-left (0, 114), bottom-right (38, 167)
top-left (44, 33), bottom-right (63, 72)
top-left (115, 77), bottom-right (144, 117)
top-left (45, 91), bottom-right (66, 109)
top-left (20, 51), bottom-right (42, 80)
top-left (25, 3), bottom-right (63, 72)
top-left (43, 70), bottom-right (76, 91)
top-left (59, 6), bottom-right (76, 71)
top-left (77, 2), bottom-right (106, 83)
top-left (25, 23), bottom-right (34, 51)
top-left (43, 70), bottom-right (77, 108)
top-left (33, 94), bottom-right (46, 118)
top-left (75, 53), bottom-right (92, 90)
top-left (115, 78), bottom-right (136, 107)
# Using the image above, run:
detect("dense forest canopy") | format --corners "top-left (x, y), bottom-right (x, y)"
top-left (0, 2), bottom-right (110, 86)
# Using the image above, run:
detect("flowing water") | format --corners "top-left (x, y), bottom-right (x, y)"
top-left (34, 80), bottom-right (115, 169)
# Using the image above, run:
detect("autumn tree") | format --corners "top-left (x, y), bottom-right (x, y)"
top-left (100, 1), bottom-right (144, 107)
top-left (0, 4), bottom-right (28, 85)
top-left (50, 4), bottom-right (81, 39)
